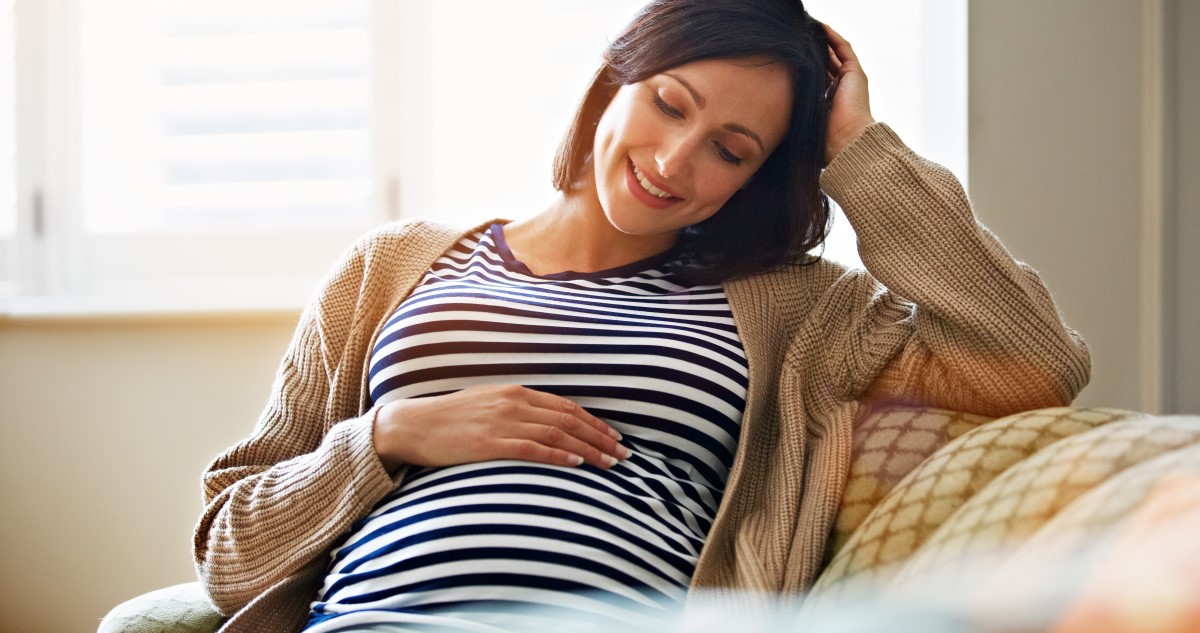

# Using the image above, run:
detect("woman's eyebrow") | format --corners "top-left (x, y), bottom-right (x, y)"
top-left (724, 123), bottom-right (765, 155)
top-left (664, 72), bottom-right (707, 109)
top-left (663, 72), bottom-right (765, 155)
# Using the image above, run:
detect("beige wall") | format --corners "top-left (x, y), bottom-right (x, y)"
top-left (1168, 0), bottom-right (1200, 412)
top-left (0, 316), bottom-right (296, 632)
top-left (969, 0), bottom-right (1194, 412)
top-left (969, 0), bottom-right (1141, 409)
top-left (1, 2), bottom-right (1196, 632)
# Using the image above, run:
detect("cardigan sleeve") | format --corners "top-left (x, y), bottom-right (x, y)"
top-left (192, 235), bottom-right (402, 616)
top-left (806, 123), bottom-right (1090, 417)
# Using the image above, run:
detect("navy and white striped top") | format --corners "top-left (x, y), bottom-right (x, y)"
top-left (304, 224), bottom-right (748, 633)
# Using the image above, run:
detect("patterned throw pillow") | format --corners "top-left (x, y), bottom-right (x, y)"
top-left (1053, 475), bottom-right (1200, 633)
top-left (830, 406), bottom-right (990, 557)
top-left (810, 407), bottom-right (1200, 608)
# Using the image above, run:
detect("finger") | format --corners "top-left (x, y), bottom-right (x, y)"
top-left (525, 389), bottom-right (624, 441)
top-left (823, 25), bottom-right (867, 79)
top-left (496, 438), bottom-right (586, 468)
top-left (520, 405), bottom-right (630, 465)
top-left (823, 23), bottom-right (857, 63)
top-left (827, 45), bottom-right (842, 74)
top-left (510, 421), bottom-right (623, 469)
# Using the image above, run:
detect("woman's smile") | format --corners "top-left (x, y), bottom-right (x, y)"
top-left (626, 159), bottom-right (683, 209)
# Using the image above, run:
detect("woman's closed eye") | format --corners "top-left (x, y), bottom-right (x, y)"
top-left (713, 142), bottom-right (744, 166)
top-left (652, 94), bottom-right (683, 119)
top-left (653, 94), bottom-right (745, 166)
top-left (652, 92), bottom-right (744, 166)
top-left (705, 141), bottom-right (734, 165)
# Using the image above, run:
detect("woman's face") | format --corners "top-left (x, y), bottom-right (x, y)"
top-left (591, 57), bottom-right (792, 239)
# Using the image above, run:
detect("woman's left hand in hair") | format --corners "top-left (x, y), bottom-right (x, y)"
top-left (823, 24), bottom-right (876, 166)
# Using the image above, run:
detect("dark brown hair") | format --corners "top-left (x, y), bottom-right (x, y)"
top-left (552, 0), bottom-right (833, 285)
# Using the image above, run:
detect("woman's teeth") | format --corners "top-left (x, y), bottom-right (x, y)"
top-left (632, 164), bottom-right (674, 199)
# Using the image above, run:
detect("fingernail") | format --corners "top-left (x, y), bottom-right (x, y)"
top-left (604, 455), bottom-right (617, 468)
top-left (571, 455), bottom-right (584, 466)
top-left (620, 446), bottom-right (632, 459)
top-left (610, 429), bottom-right (623, 441)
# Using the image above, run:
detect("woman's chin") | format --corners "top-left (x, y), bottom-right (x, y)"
top-left (603, 210), bottom-right (660, 237)
top-left (606, 219), bottom-right (690, 248)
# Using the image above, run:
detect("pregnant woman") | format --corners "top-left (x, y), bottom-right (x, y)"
top-left (193, 1), bottom-right (1091, 631)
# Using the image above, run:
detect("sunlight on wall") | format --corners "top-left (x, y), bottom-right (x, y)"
top-left (418, 0), bottom-right (645, 223)
top-left (802, 0), bottom-right (968, 267)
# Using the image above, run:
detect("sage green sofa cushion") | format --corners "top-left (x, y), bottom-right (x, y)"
top-left (98, 582), bottom-right (224, 633)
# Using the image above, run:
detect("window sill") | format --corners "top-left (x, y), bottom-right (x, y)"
top-left (0, 279), bottom-right (313, 323)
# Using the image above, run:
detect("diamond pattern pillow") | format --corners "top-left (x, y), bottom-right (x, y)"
top-left (830, 406), bottom-right (991, 557)
top-left (887, 413), bottom-right (1200, 590)
top-left (811, 407), bottom-right (1158, 606)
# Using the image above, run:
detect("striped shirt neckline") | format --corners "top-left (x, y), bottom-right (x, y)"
top-left (488, 222), bottom-right (683, 281)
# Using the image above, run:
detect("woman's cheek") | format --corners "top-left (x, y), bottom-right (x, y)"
top-left (704, 173), bottom-right (744, 206)
top-left (593, 114), bottom-right (616, 159)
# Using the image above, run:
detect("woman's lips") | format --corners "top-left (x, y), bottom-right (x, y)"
top-left (626, 160), bottom-right (682, 209)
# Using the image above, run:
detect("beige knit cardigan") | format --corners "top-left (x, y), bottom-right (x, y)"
top-left (193, 123), bottom-right (1091, 632)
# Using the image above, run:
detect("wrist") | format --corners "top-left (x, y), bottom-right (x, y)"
top-left (826, 118), bottom-right (874, 166)
top-left (373, 401), bottom-right (411, 475)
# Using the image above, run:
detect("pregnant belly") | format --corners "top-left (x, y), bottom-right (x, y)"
top-left (308, 459), bottom-right (712, 631)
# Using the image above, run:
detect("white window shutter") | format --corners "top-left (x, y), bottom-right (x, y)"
top-left (0, 0), bottom-right (16, 295)
top-left (79, 0), bottom-right (373, 232)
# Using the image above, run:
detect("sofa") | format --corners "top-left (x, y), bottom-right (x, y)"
top-left (99, 405), bottom-right (1200, 633)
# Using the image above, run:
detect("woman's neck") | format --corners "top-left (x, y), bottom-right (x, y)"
top-left (503, 179), bottom-right (678, 276)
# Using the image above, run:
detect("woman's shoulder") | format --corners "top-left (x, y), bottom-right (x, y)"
top-left (342, 217), bottom-right (504, 261)
top-left (729, 255), bottom-right (896, 333)
top-left (357, 217), bottom-right (487, 247)
top-left (740, 254), bottom-right (866, 293)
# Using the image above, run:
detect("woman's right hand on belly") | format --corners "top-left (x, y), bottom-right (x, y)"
top-left (372, 384), bottom-right (631, 475)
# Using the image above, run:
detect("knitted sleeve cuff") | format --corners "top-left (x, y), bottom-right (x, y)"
top-left (819, 122), bottom-right (912, 204)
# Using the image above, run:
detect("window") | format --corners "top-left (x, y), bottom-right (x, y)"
top-left (0, 0), bottom-right (16, 295)
top-left (80, 0), bottom-right (374, 233)
top-left (1, 0), bottom-right (966, 315)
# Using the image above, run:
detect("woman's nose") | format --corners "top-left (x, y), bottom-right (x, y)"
top-left (655, 133), bottom-right (697, 180)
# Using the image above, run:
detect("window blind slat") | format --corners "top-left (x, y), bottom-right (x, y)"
top-left (80, 0), bottom-right (372, 232)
